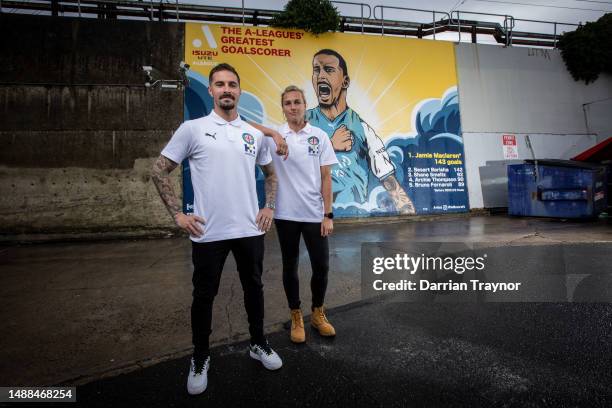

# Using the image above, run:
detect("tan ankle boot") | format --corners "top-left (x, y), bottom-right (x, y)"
top-left (311, 306), bottom-right (336, 337)
top-left (290, 309), bottom-right (305, 343)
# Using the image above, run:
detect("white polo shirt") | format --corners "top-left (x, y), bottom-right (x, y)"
top-left (267, 122), bottom-right (338, 223)
top-left (161, 111), bottom-right (272, 243)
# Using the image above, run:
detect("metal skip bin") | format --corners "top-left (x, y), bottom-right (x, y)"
top-left (508, 160), bottom-right (608, 218)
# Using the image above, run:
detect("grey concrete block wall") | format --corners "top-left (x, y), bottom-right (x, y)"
top-left (0, 87), bottom-right (178, 132)
top-left (0, 14), bottom-right (185, 237)
top-left (0, 15), bottom-right (181, 85)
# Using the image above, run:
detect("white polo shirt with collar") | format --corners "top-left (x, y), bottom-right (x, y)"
top-left (161, 110), bottom-right (272, 243)
top-left (267, 122), bottom-right (338, 223)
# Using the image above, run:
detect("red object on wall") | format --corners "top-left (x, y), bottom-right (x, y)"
top-left (572, 137), bottom-right (612, 162)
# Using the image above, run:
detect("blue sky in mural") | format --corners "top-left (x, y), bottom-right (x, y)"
top-left (334, 87), bottom-right (466, 216)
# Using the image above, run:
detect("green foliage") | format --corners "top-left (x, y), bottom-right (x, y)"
top-left (557, 13), bottom-right (612, 84)
top-left (270, 0), bottom-right (341, 35)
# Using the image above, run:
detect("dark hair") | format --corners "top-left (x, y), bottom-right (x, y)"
top-left (313, 49), bottom-right (349, 77)
top-left (209, 63), bottom-right (240, 85)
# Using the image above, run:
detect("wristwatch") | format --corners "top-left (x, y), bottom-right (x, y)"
top-left (324, 212), bottom-right (334, 219)
top-left (265, 202), bottom-right (276, 210)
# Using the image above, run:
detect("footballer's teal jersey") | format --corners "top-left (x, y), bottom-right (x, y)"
top-left (306, 107), bottom-right (395, 204)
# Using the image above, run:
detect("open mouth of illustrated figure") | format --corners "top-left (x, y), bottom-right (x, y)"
top-left (318, 83), bottom-right (331, 98)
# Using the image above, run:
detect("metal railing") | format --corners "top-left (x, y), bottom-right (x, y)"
top-left (451, 10), bottom-right (515, 46)
top-left (0, 1), bottom-right (586, 48)
top-left (372, 5), bottom-right (452, 40)
top-left (331, 1), bottom-right (371, 33)
top-left (513, 18), bottom-right (580, 48)
top-left (451, 11), bottom-right (581, 47)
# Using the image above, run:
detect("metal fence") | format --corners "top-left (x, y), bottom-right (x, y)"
top-left (0, 0), bottom-right (585, 48)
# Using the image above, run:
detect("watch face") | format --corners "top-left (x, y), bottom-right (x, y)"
top-left (326, 213), bottom-right (334, 219)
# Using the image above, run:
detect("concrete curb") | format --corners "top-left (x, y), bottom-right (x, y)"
top-left (1, 210), bottom-right (490, 244)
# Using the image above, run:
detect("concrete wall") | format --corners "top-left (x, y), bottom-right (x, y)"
top-left (2, 15), bottom-right (611, 236)
top-left (0, 14), bottom-right (185, 237)
top-left (455, 43), bottom-right (612, 208)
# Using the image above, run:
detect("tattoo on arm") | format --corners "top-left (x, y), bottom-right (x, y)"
top-left (382, 174), bottom-right (416, 214)
top-left (151, 155), bottom-right (182, 219)
top-left (260, 163), bottom-right (278, 205)
top-left (382, 175), bottom-right (399, 192)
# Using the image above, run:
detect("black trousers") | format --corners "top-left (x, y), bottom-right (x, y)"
top-left (274, 219), bottom-right (329, 310)
top-left (191, 235), bottom-right (265, 359)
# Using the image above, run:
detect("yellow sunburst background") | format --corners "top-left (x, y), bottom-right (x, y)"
top-left (186, 23), bottom-right (458, 139)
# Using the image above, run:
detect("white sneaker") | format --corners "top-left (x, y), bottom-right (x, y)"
top-left (249, 341), bottom-right (283, 370)
top-left (187, 356), bottom-right (209, 395)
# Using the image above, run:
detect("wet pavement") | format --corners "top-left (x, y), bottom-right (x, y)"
top-left (1, 214), bottom-right (611, 406)
top-left (73, 300), bottom-right (612, 407)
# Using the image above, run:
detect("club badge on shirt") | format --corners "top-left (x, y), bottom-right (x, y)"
top-left (243, 133), bottom-right (256, 156)
top-left (307, 136), bottom-right (320, 156)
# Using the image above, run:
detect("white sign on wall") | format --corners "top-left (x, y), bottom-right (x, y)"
top-left (502, 134), bottom-right (518, 159)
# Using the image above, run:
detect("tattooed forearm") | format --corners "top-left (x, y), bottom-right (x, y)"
top-left (382, 175), bottom-right (399, 192)
top-left (382, 174), bottom-right (416, 215)
top-left (151, 155), bottom-right (182, 219)
top-left (260, 163), bottom-right (278, 206)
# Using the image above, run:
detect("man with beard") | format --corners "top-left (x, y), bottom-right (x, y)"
top-left (306, 49), bottom-right (415, 214)
top-left (151, 63), bottom-right (283, 396)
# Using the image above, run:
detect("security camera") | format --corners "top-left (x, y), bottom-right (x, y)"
top-left (178, 62), bottom-right (190, 89)
top-left (142, 64), bottom-right (187, 91)
top-left (142, 66), bottom-right (154, 84)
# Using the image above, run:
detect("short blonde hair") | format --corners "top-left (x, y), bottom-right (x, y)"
top-left (281, 85), bottom-right (307, 105)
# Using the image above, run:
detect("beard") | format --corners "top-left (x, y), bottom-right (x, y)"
top-left (217, 93), bottom-right (236, 111)
top-left (218, 99), bottom-right (235, 110)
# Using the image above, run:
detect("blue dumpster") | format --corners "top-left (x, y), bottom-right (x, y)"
top-left (508, 160), bottom-right (607, 218)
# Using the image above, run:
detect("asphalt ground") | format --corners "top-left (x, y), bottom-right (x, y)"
top-left (2, 215), bottom-right (611, 407)
top-left (71, 298), bottom-right (612, 408)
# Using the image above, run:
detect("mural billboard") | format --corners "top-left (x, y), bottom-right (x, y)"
top-left (183, 23), bottom-right (468, 217)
